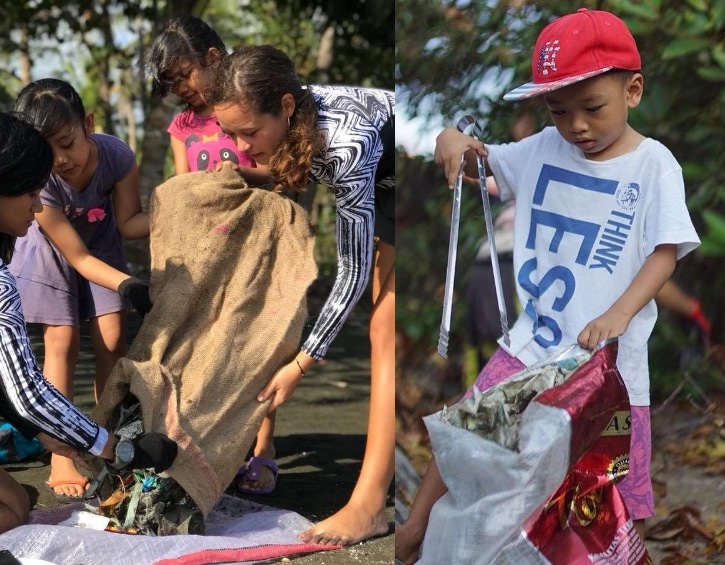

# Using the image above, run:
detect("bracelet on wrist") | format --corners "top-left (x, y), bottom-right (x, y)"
top-left (295, 358), bottom-right (306, 377)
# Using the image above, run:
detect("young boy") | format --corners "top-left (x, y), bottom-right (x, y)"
top-left (396, 8), bottom-right (700, 564)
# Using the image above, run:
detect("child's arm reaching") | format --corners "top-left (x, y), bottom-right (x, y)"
top-left (577, 244), bottom-right (677, 349)
top-left (34, 206), bottom-right (142, 294)
top-left (434, 127), bottom-right (487, 188)
top-left (234, 165), bottom-right (273, 186)
top-left (396, 457), bottom-right (449, 564)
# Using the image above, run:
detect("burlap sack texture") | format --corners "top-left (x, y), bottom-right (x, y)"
top-left (93, 167), bottom-right (318, 515)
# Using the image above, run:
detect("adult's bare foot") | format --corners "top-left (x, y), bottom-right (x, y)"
top-left (298, 501), bottom-right (389, 546)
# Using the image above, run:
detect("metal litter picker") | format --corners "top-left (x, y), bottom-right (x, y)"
top-left (438, 115), bottom-right (510, 359)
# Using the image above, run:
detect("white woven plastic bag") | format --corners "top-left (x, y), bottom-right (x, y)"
top-left (419, 341), bottom-right (635, 564)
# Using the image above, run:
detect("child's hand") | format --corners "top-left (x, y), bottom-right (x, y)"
top-left (118, 277), bottom-right (152, 317)
top-left (212, 161), bottom-right (240, 173)
top-left (577, 310), bottom-right (632, 350)
top-left (434, 127), bottom-right (487, 189)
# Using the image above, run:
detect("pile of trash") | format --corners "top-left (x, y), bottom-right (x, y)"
top-left (86, 396), bottom-right (204, 536)
top-left (91, 469), bottom-right (204, 536)
top-left (440, 344), bottom-right (591, 450)
top-left (419, 340), bottom-right (651, 564)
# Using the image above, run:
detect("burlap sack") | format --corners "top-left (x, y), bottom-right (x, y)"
top-left (93, 168), bottom-right (318, 515)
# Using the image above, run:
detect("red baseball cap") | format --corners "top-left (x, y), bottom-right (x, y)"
top-left (504, 8), bottom-right (641, 101)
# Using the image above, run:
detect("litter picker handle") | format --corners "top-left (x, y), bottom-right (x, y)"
top-left (458, 115), bottom-right (511, 344)
top-left (437, 116), bottom-right (510, 360)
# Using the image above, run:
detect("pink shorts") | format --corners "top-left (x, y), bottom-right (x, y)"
top-left (466, 348), bottom-right (654, 521)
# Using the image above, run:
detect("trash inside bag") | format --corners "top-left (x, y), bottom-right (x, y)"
top-left (87, 395), bottom-right (204, 536)
top-left (440, 343), bottom-right (591, 450)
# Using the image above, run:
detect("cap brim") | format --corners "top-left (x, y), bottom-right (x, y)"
top-left (503, 66), bottom-right (614, 101)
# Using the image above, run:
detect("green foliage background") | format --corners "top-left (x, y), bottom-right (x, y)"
top-left (396, 0), bottom-right (724, 402)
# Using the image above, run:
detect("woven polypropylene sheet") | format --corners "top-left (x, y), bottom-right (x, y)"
top-left (0, 494), bottom-right (338, 565)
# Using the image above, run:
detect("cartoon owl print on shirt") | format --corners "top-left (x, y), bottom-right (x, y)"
top-left (185, 132), bottom-right (240, 171)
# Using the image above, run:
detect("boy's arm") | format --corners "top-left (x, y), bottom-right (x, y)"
top-left (396, 456), bottom-right (449, 564)
top-left (578, 244), bottom-right (677, 349)
top-left (434, 127), bottom-right (487, 188)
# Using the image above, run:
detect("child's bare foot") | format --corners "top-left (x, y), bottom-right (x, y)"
top-left (395, 521), bottom-right (424, 564)
top-left (298, 501), bottom-right (389, 546)
top-left (47, 454), bottom-right (89, 499)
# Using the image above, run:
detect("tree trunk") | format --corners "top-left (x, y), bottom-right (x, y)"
top-left (138, 93), bottom-right (177, 208)
top-left (117, 70), bottom-right (137, 154)
top-left (79, 0), bottom-right (117, 136)
top-left (315, 25), bottom-right (335, 85)
top-left (18, 25), bottom-right (31, 84)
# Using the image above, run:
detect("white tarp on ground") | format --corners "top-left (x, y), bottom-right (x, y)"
top-left (0, 495), bottom-right (337, 565)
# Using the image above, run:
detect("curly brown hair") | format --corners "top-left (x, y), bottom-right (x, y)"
top-left (209, 45), bottom-right (325, 192)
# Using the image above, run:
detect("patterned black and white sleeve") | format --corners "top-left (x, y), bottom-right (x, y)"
top-left (301, 87), bottom-right (391, 359)
top-left (0, 264), bottom-right (107, 455)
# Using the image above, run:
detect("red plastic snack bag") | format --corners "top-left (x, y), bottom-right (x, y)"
top-left (522, 470), bottom-right (649, 564)
top-left (513, 342), bottom-right (651, 564)
top-left (420, 340), bottom-right (651, 564)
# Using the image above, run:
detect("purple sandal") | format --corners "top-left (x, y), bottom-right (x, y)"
top-left (237, 456), bottom-right (279, 495)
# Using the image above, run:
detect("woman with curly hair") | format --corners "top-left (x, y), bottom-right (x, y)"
top-left (210, 44), bottom-right (394, 546)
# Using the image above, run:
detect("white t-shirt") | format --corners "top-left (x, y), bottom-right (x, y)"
top-left (487, 127), bottom-right (700, 405)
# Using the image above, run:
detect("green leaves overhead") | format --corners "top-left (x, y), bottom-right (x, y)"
top-left (662, 37), bottom-right (714, 59)
top-left (396, 0), bottom-right (724, 212)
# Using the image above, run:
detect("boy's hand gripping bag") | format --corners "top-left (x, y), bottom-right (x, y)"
top-left (419, 340), bottom-right (651, 564)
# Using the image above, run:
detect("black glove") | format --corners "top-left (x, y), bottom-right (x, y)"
top-left (118, 277), bottom-right (152, 317)
top-left (130, 432), bottom-right (178, 473)
top-left (107, 432), bottom-right (178, 474)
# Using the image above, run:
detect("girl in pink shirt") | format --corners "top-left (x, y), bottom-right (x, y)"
top-left (148, 16), bottom-right (266, 183)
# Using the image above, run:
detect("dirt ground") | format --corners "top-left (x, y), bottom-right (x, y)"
top-left (646, 398), bottom-right (725, 564)
top-left (6, 283), bottom-right (394, 564)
